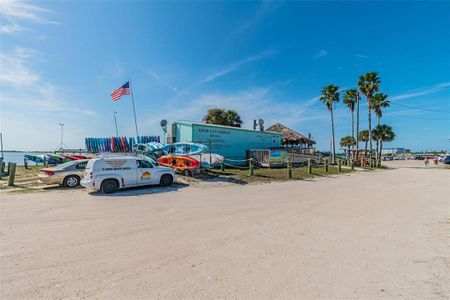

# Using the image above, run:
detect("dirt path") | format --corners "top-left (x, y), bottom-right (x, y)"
top-left (1, 161), bottom-right (449, 299)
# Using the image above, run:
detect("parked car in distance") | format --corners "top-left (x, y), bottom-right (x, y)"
top-left (81, 156), bottom-right (177, 193)
top-left (443, 156), bottom-right (450, 165)
top-left (38, 159), bottom-right (88, 188)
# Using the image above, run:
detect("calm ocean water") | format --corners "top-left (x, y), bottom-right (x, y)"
top-left (1, 152), bottom-right (51, 165)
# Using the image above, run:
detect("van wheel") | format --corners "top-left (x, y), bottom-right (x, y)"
top-left (64, 175), bottom-right (80, 188)
top-left (101, 179), bottom-right (119, 194)
top-left (159, 174), bottom-right (173, 187)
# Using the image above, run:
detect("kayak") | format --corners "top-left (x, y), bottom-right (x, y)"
top-left (62, 154), bottom-right (91, 160)
top-left (24, 154), bottom-right (44, 163)
top-left (189, 153), bottom-right (224, 168)
top-left (157, 155), bottom-right (200, 170)
top-left (161, 142), bottom-right (207, 156)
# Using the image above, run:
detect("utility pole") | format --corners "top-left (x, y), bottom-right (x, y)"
top-left (56, 123), bottom-right (68, 151)
top-left (113, 111), bottom-right (119, 137)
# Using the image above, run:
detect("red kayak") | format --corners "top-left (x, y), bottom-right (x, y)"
top-left (62, 154), bottom-right (92, 160)
top-left (157, 156), bottom-right (200, 170)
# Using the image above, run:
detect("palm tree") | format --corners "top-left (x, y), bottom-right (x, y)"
top-left (343, 89), bottom-right (358, 141)
top-left (203, 108), bottom-right (243, 127)
top-left (370, 93), bottom-right (390, 125)
top-left (372, 124), bottom-right (395, 162)
top-left (340, 136), bottom-right (356, 159)
top-left (358, 130), bottom-right (370, 157)
top-left (370, 93), bottom-right (390, 158)
top-left (320, 84), bottom-right (340, 164)
top-left (358, 72), bottom-right (381, 157)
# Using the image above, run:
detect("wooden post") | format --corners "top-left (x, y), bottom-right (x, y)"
top-left (248, 159), bottom-right (254, 176)
top-left (8, 163), bottom-right (16, 186)
top-left (338, 159), bottom-right (341, 172)
top-left (351, 159), bottom-right (355, 170)
top-left (287, 161), bottom-right (292, 179)
top-left (324, 159), bottom-right (329, 172)
top-left (307, 159), bottom-right (312, 175)
top-left (220, 162), bottom-right (224, 172)
top-left (7, 162), bottom-right (11, 175)
top-left (24, 158), bottom-right (28, 170)
top-left (44, 156), bottom-right (48, 167)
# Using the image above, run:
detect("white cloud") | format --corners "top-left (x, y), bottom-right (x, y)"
top-left (198, 49), bottom-right (277, 84)
top-left (313, 49), bottom-right (328, 59)
top-left (233, 0), bottom-right (281, 36)
top-left (1, 48), bottom-right (96, 117)
top-left (149, 71), bottom-right (178, 92)
top-left (391, 82), bottom-right (450, 101)
top-left (0, 47), bottom-right (40, 86)
top-left (0, 0), bottom-right (58, 34)
top-left (356, 54), bottom-right (370, 59)
top-left (0, 23), bottom-right (26, 33)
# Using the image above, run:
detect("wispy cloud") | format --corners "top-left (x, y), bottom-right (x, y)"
top-left (391, 82), bottom-right (450, 101)
top-left (198, 49), bottom-right (277, 84)
top-left (356, 54), bottom-right (370, 59)
top-left (0, 0), bottom-right (58, 34)
top-left (234, 0), bottom-right (281, 36)
top-left (149, 71), bottom-right (178, 92)
top-left (1, 48), bottom-right (96, 117)
top-left (0, 47), bottom-right (40, 86)
top-left (313, 49), bottom-right (328, 59)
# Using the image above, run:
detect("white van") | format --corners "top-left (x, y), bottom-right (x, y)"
top-left (81, 156), bottom-right (176, 193)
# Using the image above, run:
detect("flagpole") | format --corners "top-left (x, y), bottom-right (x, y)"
top-left (128, 78), bottom-right (139, 138)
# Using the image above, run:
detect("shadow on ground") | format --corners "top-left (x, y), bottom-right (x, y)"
top-left (89, 182), bottom-right (189, 197)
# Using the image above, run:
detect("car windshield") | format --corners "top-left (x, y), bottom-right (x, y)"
top-left (54, 161), bottom-right (76, 169)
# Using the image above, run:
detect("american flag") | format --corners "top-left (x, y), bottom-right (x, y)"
top-left (111, 81), bottom-right (131, 101)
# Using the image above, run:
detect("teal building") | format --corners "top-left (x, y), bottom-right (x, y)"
top-left (170, 121), bottom-right (282, 160)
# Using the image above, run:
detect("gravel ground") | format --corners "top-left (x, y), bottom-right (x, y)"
top-left (1, 160), bottom-right (449, 299)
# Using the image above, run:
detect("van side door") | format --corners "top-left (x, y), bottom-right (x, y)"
top-left (136, 159), bottom-right (156, 185)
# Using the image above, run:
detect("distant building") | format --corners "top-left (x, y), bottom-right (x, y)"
top-left (381, 148), bottom-right (406, 155)
top-left (169, 121), bottom-right (282, 160)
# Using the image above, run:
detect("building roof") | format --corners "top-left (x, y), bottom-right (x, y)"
top-left (265, 123), bottom-right (315, 145)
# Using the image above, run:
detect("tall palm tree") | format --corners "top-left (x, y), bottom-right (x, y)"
top-left (320, 84), bottom-right (340, 164)
top-left (372, 124), bottom-right (395, 162)
top-left (358, 130), bottom-right (370, 157)
top-left (370, 93), bottom-right (390, 125)
top-left (343, 89), bottom-right (358, 141)
top-left (358, 72), bottom-right (381, 158)
top-left (370, 93), bottom-right (390, 158)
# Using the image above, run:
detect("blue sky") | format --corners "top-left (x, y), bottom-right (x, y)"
top-left (1, 0), bottom-right (449, 151)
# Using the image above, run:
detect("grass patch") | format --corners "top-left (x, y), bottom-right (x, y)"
top-left (207, 165), bottom-right (352, 184)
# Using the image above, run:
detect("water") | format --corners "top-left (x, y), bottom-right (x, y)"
top-left (1, 151), bottom-right (51, 165)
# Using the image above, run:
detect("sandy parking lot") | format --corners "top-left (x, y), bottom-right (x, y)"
top-left (1, 160), bottom-right (449, 299)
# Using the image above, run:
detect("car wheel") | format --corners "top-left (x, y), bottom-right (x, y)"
top-left (64, 175), bottom-right (80, 188)
top-left (159, 174), bottom-right (173, 187)
top-left (101, 179), bottom-right (119, 194)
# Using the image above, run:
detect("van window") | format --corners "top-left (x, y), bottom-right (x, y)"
top-left (137, 160), bottom-right (153, 168)
top-left (76, 162), bottom-right (87, 169)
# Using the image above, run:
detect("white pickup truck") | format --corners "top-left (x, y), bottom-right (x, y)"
top-left (81, 156), bottom-right (176, 193)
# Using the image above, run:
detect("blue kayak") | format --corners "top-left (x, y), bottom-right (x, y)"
top-left (161, 142), bottom-right (207, 156)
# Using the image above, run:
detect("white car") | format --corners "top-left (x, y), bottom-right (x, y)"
top-left (81, 156), bottom-right (176, 193)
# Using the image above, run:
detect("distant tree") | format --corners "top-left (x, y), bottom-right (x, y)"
top-left (320, 84), bottom-right (340, 164)
top-left (358, 130), bottom-right (370, 153)
top-left (343, 89), bottom-right (358, 141)
top-left (372, 124), bottom-right (395, 161)
top-left (340, 136), bottom-right (356, 159)
top-left (358, 72), bottom-right (381, 157)
top-left (370, 93), bottom-right (390, 157)
top-left (202, 108), bottom-right (243, 127)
